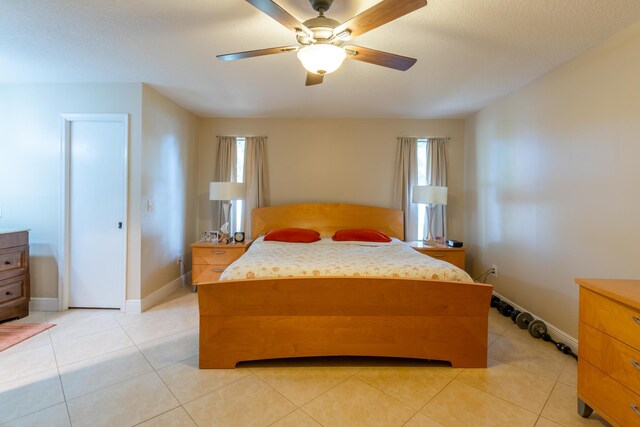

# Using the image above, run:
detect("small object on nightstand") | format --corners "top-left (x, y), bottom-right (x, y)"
top-left (446, 239), bottom-right (463, 248)
top-left (234, 232), bottom-right (245, 243)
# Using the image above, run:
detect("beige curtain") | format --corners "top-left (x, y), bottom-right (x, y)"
top-left (213, 136), bottom-right (237, 230)
top-left (243, 136), bottom-right (270, 239)
top-left (426, 138), bottom-right (449, 238)
top-left (393, 137), bottom-right (419, 240)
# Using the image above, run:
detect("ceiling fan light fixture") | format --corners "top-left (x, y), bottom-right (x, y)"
top-left (297, 44), bottom-right (346, 75)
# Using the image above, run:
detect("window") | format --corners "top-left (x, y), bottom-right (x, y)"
top-left (416, 138), bottom-right (428, 240)
top-left (234, 137), bottom-right (246, 233)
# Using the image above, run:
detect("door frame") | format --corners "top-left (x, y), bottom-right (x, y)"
top-left (59, 113), bottom-right (129, 311)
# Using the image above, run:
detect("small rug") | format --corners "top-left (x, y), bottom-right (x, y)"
top-left (0, 323), bottom-right (55, 352)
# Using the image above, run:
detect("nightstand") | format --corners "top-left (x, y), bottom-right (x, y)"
top-left (406, 241), bottom-right (465, 270)
top-left (191, 240), bottom-right (252, 284)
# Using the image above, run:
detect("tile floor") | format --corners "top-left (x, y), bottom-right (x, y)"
top-left (0, 288), bottom-right (611, 427)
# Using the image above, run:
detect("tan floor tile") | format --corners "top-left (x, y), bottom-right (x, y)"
top-left (488, 331), bottom-right (500, 346)
top-left (45, 309), bottom-right (117, 323)
top-left (121, 313), bottom-right (193, 344)
top-left (0, 369), bottom-right (65, 424)
top-left (489, 332), bottom-right (567, 380)
top-left (1, 402), bottom-right (70, 427)
top-left (488, 309), bottom-right (514, 335)
top-left (137, 407), bottom-right (196, 427)
top-left (158, 356), bottom-right (249, 404)
top-left (113, 308), bottom-right (175, 328)
top-left (356, 367), bottom-right (454, 409)
top-left (456, 358), bottom-right (555, 413)
top-left (52, 327), bottom-right (134, 366)
top-left (59, 346), bottom-right (153, 399)
top-left (251, 365), bottom-right (353, 406)
top-left (421, 380), bottom-right (538, 427)
top-left (66, 372), bottom-right (179, 427)
top-left (50, 313), bottom-right (120, 342)
top-left (9, 311), bottom-right (47, 324)
top-left (137, 328), bottom-right (199, 370)
top-left (535, 417), bottom-right (564, 427)
top-left (173, 309), bottom-right (199, 328)
top-left (0, 343), bottom-right (57, 385)
top-left (404, 413), bottom-right (445, 427)
top-left (557, 360), bottom-right (577, 388)
top-left (271, 409), bottom-right (322, 427)
top-left (540, 383), bottom-right (610, 426)
top-left (303, 377), bottom-right (415, 427)
top-left (184, 375), bottom-right (296, 427)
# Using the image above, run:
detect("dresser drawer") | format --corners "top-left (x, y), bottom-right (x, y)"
top-left (0, 276), bottom-right (26, 305)
top-left (579, 359), bottom-right (640, 426)
top-left (580, 322), bottom-right (640, 396)
top-left (193, 264), bottom-right (227, 284)
top-left (580, 288), bottom-right (640, 351)
top-left (193, 247), bottom-right (244, 266)
top-left (0, 246), bottom-right (27, 275)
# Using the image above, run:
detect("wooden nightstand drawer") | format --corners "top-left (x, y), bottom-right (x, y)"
top-left (580, 287), bottom-right (640, 351)
top-left (193, 265), bottom-right (227, 284)
top-left (193, 247), bottom-right (245, 266)
top-left (405, 241), bottom-right (465, 270)
top-left (0, 246), bottom-right (28, 280)
top-left (580, 322), bottom-right (640, 396)
top-left (0, 276), bottom-right (26, 305)
top-left (579, 359), bottom-right (640, 426)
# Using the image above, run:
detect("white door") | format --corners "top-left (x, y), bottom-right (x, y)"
top-left (64, 115), bottom-right (127, 308)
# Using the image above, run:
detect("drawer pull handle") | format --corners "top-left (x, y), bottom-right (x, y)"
top-left (633, 316), bottom-right (640, 326)
top-left (633, 360), bottom-right (640, 370)
top-left (631, 404), bottom-right (640, 416)
top-left (431, 254), bottom-right (446, 258)
top-left (209, 251), bottom-right (226, 255)
top-left (211, 269), bottom-right (225, 273)
top-left (5, 291), bottom-right (13, 296)
top-left (4, 261), bottom-right (10, 265)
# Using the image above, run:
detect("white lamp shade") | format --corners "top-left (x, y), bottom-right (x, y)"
top-left (412, 185), bottom-right (448, 205)
top-left (297, 44), bottom-right (347, 75)
top-left (209, 182), bottom-right (245, 201)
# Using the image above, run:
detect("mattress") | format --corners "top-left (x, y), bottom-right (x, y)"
top-left (219, 237), bottom-right (473, 283)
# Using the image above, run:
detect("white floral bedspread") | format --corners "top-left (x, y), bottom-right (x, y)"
top-left (220, 237), bottom-right (473, 282)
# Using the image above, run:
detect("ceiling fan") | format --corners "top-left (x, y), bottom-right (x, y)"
top-left (217, 0), bottom-right (427, 86)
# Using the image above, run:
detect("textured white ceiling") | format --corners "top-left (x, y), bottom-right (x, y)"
top-left (2, 0), bottom-right (640, 118)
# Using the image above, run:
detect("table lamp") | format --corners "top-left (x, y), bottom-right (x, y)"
top-left (412, 185), bottom-right (448, 244)
top-left (209, 182), bottom-right (245, 240)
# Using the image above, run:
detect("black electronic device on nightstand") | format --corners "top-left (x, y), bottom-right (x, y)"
top-left (446, 239), bottom-right (463, 248)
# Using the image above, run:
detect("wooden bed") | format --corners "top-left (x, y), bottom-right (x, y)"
top-left (197, 203), bottom-right (493, 369)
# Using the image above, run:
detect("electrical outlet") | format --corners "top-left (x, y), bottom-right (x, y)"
top-left (491, 264), bottom-right (498, 277)
top-left (176, 255), bottom-right (182, 265)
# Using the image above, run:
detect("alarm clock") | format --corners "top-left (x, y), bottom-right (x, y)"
top-left (234, 232), bottom-right (245, 243)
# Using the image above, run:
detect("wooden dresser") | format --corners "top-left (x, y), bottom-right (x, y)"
top-left (406, 241), bottom-right (465, 270)
top-left (191, 240), bottom-right (252, 284)
top-left (0, 230), bottom-right (30, 322)
top-left (576, 278), bottom-right (640, 425)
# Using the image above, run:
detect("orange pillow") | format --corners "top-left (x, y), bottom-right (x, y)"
top-left (332, 229), bottom-right (392, 242)
top-left (264, 228), bottom-right (321, 243)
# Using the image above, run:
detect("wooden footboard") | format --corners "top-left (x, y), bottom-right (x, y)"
top-left (198, 277), bottom-right (493, 369)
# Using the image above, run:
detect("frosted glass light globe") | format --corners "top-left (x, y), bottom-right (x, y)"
top-left (297, 44), bottom-right (346, 75)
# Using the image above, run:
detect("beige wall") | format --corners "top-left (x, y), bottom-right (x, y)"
top-left (140, 85), bottom-right (200, 298)
top-left (0, 83), bottom-right (143, 300)
top-left (465, 21), bottom-right (640, 338)
top-left (198, 118), bottom-right (466, 241)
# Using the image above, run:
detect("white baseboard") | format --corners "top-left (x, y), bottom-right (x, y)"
top-left (492, 291), bottom-right (578, 354)
top-left (125, 272), bottom-right (191, 314)
top-left (29, 297), bottom-right (59, 312)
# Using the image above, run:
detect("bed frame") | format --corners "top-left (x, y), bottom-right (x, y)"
top-left (198, 203), bottom-right (493, 369)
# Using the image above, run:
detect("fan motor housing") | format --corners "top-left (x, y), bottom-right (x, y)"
top-left (309, 0), bottom-right (334, 13)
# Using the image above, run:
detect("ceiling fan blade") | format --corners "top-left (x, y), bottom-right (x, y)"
top-left (334, 0), bottom-right (427, 39)
top-left (245, 0), bottom-right (314, 38)
top-left (344, 45), bottom-right (417, 71)
top-left (305, 72), bottom-right (324, 86)
top-left (217, 46), bottom-right (298, 61)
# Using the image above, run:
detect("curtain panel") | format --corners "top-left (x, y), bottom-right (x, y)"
top-left (426, 138), bottom-right (449, 238)
top-left (243, 136), bottom-right (270, 239)
top-left (213, 136), bottom-right (237, 231)
top-left (393, 137), bottom-right (419, 239)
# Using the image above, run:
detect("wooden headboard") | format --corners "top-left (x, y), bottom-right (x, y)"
top-left (251, 203), bottom-right (404, 240)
